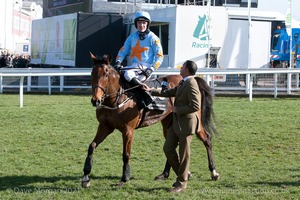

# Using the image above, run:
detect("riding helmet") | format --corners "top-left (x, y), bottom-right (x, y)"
top-left (134, 11), bottom-right (151, 29)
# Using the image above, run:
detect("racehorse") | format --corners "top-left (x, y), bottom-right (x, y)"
top-left (81, 53), bottom-right (220, 187)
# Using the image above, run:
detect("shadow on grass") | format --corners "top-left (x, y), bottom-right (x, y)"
top-left (135, 186), bottom-right (170, 193)
top-left (254, 180), bottom-right (300, 187)
top-left (0, 174), bottom-right (171, 194)
top-left (0, 175), bottom-right (121, 192)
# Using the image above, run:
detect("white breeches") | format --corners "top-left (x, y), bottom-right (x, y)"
top-left (123, 63), bottom-right (151, 82)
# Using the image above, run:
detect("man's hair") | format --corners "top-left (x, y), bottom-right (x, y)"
top-left (184, 60), bottom-right (198, 75)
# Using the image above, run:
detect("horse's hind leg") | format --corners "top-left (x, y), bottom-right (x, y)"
top-left (154, 115), bottom-right (172, 180)
top-left (154, 161), bottom-right (171, 180)
top-left (197, 129), bottom-right (220, 180)
top-left (81, 124), bottom-right (114, 188)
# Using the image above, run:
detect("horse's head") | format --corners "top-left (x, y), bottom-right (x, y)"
top-left (90, 52), bottom-right (119, 107)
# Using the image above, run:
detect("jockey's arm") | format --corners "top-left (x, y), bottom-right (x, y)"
top-left (116, 36), bottom-right (132, 64)
top-left (150, 37), bottom-right (164, 70)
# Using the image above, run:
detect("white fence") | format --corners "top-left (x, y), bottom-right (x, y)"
top-left (1, 67), bottom-right (300, 107)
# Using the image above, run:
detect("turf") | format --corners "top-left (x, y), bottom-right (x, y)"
top-left (0, 94), bottom-right (299, 199)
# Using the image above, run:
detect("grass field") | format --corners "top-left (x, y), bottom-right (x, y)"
top-left (0, 94), bottom-right (299, 200)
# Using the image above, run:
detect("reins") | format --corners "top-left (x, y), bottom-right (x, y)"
top-left (93, 66), bottom-right (141, 110)
top-left (119, 64), bottom-right (148, 77)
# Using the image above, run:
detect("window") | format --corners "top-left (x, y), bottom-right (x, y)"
top-left (150, 24), bottom-right (169, 55)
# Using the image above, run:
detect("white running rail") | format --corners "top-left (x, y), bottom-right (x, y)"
top-left (1, 67), bottom-right (300, 107)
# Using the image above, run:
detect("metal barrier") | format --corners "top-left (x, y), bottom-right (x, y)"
top-left (1, 67), bottom-right (300, 107)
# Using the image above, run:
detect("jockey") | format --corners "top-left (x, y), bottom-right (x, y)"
top-left (114, 11), bottom-right (164, 110)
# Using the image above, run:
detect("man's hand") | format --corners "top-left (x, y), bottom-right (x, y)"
top-left (114, 61), bottom-right (122, 71)
top-left (144, 68), bottom-right (153, 78)
top-left (171, 106), bottom-right (177, 113)
top-left (142, 84), bottom-right (151, 91)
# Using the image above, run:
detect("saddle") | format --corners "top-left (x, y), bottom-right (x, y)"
top-left (120, 77), bottom-right (170, 129)
top-left (121, 77), bottom-right (169, 112)
top-left (144, 78), bottom-right (169, 111)
top-left (116, 76), bottom-right (169, 129)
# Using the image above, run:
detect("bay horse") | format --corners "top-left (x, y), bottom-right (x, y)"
top-left (81, 53), bottom-right (220, 187)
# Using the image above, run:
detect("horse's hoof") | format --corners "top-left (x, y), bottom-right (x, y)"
top-left (154, 173), bottom-right (168, 181)
top-left (188, 172), bottom-right (192, 180)
top-left (211, 170), bottom-right (220, 181)
top-left (81, 175), bottom-right (91, 188)
top-left (212, 175), bottom-right (220, 181)
top-left (81, 180), bottom-right (91, 188)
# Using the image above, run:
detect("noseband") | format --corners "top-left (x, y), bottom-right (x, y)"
top-left (92, 84), bottom-right (108, 97)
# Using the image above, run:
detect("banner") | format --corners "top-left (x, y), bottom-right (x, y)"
top-left (30, 13), bottom-right (77, 66)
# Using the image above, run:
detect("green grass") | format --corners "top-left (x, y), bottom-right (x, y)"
top-left (0, 94), bottom-right (299, 199)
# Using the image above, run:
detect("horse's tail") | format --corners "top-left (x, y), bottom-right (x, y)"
top-left (195, 76), bottom-right (219, 137)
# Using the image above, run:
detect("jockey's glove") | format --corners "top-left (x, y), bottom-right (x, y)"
top-left (114, 61), bottom-right (122, 71)
top-left (145, 67), bottom-right (153, 78)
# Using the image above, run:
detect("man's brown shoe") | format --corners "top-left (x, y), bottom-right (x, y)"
top-left (172, 172), bottom-right (192, 187)
top-left (169, 186), bottom-right (186, 193)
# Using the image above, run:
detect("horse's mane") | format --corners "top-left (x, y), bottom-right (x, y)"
top-left (195, 76), bottom-right (219, 137)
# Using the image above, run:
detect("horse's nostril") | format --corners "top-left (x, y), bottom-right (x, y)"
top-left (91, 98), bottom-right (98, 107)
top-left (96, 100), bottom-right (101, 107)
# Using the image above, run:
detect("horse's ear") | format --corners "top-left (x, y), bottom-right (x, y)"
top-left (90, 52), bottom-right (97, 61)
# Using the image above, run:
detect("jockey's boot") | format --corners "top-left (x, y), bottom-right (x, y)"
top-left (129, 77), bottom-right (156, 110)
top-left (142, 90), bottom-right (156, 108)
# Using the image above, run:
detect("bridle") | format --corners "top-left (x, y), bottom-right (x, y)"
top-left (91, 64), bottom-right (114, 106)
top-left (91, 65), bottom-right (135, 109)
top-left (92, 76), bottom-right (109, 101)
top-left (92, 84), bottom-right (107, 94)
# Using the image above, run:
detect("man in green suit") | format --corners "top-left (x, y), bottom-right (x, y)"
top-left (145, 60), bottom-right (201, 193)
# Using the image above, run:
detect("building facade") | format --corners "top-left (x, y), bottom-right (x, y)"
top-left (0, 0), bottom-right (42, 55)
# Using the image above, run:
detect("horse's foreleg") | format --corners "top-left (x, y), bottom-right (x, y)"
top-left (81, 125), bottom-right (113, 188)
top-left (198, 130), bottom-right (220, 181)
top-left (117, 130), bottom-right (134, 186)
top-left (83, 142), bottom-right (96, 175)
top-left (81, 142), bottom-right (96, 188)
top-left (120, 151), bottom-right (130, 183)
